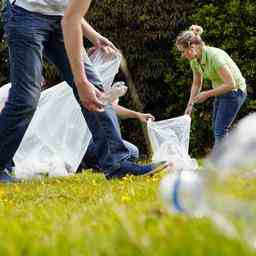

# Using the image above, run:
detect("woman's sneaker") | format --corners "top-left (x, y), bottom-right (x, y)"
top-left (106, 160), bottom-right (168, 179)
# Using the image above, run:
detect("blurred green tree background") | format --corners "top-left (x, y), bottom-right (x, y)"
top-left (0, 0), bottom-right (255, 158)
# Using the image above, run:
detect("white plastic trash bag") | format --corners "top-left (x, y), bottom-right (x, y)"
top-left (0, 83), bottom-right (11, 112)
top-left (0, 49), bottom-right (122, 179)
top-left (13, 82), bottom-right (91, 179)
top-left (89, 49), bottom-right (121, 92)
top-left (147, 115), bottom-right (197, 172)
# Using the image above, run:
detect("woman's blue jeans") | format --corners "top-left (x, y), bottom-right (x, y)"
top-left (0, 4), bottom-right (131, 174)
top-left (212, 89), bottom-right (247, 148)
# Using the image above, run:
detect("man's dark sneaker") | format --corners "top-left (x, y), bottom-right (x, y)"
top-left (77, 151), bottom-right (101, 173)
top-left (5, 159), bottom-right (15, 175)
top-left (77, 160), bottom-right (101, 173)
top-left (0, 169), bottom-right (19, 183)
top-left (106, 160), bottom-right (168, 180)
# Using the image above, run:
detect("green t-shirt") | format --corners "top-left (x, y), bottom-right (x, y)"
top-left (190, 46), bottom-right (246, 92)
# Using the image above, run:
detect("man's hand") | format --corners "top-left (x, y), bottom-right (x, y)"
top-left (93, 35), bottom-right (119, 53)
top-left (76, 80), bottom-right (105, 112)
top-left (81, 19), bottom-right (119, 53)
top-left (136, 113), bottom-right (155, 123)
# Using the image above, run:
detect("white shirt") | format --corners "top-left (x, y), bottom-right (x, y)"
top-left (10, 0), bottom-right (69, 16)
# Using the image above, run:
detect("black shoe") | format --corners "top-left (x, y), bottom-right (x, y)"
top-left (106, 160), bottom-right (168, 180)
top-left (0, 169), bottom-right (19, 183)
top-left (77, 161), bottom-right (101, 173)
top-left (5, 159), bottom-right (15, 175)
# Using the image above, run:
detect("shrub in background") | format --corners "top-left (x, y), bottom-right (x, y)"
top-left (0, 0), bottom-right (255, 158)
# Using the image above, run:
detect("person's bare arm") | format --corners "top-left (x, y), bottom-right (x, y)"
top-left (62, 0), bottom-right (104, 112)
top-left (62, 0), bottom-right (90, 85)
top-left (113, 104), bottom-right (154, 123)
top-left (81, 19), bottom-right (118, 52)
top-left (209, 66), bottom-right (235, 96)
top-left (193, 66), bottom-right (235, 103)
top-left (185, 72), bottom-right (203, 115)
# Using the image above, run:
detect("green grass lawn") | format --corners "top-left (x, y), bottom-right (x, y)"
top-left (0, 170), bottom-right (255, 256)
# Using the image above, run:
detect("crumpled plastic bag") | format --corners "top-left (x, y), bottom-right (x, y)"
top-left (147, 115), bottom-right (197, 172)
top-left (0, 48), bottom-right (122, 179)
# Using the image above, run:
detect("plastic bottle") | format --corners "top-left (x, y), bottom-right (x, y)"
top-left (206, 113), bottom-right (256, 182)
top-left (101, 81), bottom-right (128, 105)
top-left (160, 170), bottom-right (205, 216)
top-left (160, 169), bottom-right (256, 251)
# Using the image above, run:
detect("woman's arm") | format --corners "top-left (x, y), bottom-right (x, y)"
top-left (193, 65), bottom-right (235, 103)
top-left (185, 71), bottom-right (203, 115)
top-left (208, 66), bottom-right (235, 96)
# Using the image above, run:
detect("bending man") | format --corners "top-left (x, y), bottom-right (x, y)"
top-left (0, 0), bottom-right (166, 182)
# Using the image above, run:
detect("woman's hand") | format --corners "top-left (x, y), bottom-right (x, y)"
top-left (193, 91), bottom-right (211, 103)
top-left (184, 103), bottom-right (194, 115)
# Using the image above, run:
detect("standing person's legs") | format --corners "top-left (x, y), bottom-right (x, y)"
top-left (213, 89), bottom-right (247, 149)
top-left (78, 140), bottom-right (100, 172)
top-left (0, 4), bottom-right (47, 180)
top-left (212, 96), bottom-right (220, 148)
top-left (44, 24), bottom-right (167, 178)
top-left (44, 29), bottom-right (131, 173)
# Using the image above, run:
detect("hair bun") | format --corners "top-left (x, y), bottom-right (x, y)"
top-left (189, 25), bottom-right (203, 36)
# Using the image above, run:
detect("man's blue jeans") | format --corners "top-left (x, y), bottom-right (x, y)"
top-left (212, 89), bottom-right (247, 147)
top-left (0, 4), bottom-right (130, 175)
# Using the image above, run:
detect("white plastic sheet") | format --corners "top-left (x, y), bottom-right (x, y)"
top-left (147, 115), bottom-right (197, 172)
top-left (0, 83), bottom-right (11, 112)
top-left (0, 49), bottom-right (122, 178)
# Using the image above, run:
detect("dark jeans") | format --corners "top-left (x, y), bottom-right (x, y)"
top-left (212, 89), bottom-right (247, 147)
top-left (79, 139), bottom-right (139, 171)
top-left (0, 4), bottom-right (130, 175)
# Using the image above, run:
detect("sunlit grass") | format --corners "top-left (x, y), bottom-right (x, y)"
top-left (0, 170), bottom-right (255, 256)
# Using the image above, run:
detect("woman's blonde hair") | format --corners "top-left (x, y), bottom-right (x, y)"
top-left (176, 25), bottom-right (204, 50)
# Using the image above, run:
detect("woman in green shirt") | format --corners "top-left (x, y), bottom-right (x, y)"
top-left (175, 25), bottom-right (247, 148)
